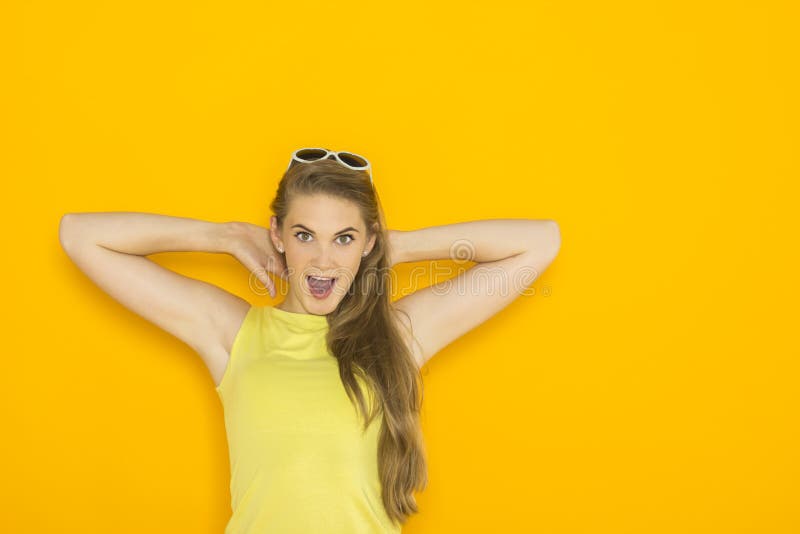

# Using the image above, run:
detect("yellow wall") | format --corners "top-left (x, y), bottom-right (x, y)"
top-left (2, 1), bottom-right (797, 532)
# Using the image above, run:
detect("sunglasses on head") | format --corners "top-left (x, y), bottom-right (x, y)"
top-left (286, 147), bottom-right (373, 185)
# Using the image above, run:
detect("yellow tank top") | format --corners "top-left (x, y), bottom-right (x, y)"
top-left (216, 305), bottom-right (401, 533)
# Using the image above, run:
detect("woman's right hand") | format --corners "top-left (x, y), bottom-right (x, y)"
top-left (226, 221), bottom-right (287, 299)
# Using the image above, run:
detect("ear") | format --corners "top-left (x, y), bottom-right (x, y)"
top-left (270, 215), bottom-right (284, 252)
top-left (364, 223), bottom-right (379, 255)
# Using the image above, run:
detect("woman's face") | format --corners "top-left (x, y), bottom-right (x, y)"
top-left (270, 193), bottom-right (376, 315)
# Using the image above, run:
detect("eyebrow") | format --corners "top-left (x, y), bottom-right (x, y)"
top-left (291, 224), bottom-right (360, 235)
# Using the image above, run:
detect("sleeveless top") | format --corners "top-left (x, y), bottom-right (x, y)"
top-left (216, 305), bottom-right (401, 534)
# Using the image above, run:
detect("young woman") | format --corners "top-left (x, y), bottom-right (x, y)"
top-left (58, 148), bottom-right (561, 533)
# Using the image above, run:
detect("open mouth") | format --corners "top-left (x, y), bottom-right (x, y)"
top-left (306, 275), bottom-right (337, 298)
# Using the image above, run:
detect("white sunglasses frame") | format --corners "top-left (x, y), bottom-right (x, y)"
top-left (286, 147), bottom-right (373, 185)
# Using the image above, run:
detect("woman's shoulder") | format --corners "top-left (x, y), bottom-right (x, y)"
top-left (218, 299), bottom-right (256, 355)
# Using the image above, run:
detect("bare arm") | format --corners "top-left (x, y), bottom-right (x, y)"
top-left (389, 219), bottom-right (559, 266)
top-left (59, 212), bottom-right (253, 382)
top-left (60, 211), bottom-right (233, 256)
top-left (388, 219), bottom-right (561, 368)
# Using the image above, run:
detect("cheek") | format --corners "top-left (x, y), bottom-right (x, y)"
top-left (285, 256), bottom-right (309, 280)
top-left (335, 263), bottom-right (361, 285)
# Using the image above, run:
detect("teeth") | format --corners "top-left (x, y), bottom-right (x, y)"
top-left (309, 276), bottom-right (333, 281)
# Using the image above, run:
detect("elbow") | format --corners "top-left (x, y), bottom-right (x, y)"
top-left (532, 219), bottom-right (561, 259)
top-left (548, 220), bottom-right (561, 257)
top-left (521, 219), bottom-right (561, 262)
top-left (59, 213), bottom-right (80, 254)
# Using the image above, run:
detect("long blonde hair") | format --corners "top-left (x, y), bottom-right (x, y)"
top-left (269, 158), bottom-right (427, 525)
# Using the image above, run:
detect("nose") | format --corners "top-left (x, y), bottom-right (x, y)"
top-left (312, 243), bottom-right (336, 272)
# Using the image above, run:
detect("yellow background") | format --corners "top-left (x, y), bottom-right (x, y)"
top-left (2, 1), bottom-right (798, 532)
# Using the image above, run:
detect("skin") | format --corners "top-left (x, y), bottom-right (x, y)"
top-left (270, 194), bottom-right (377, 316)
top-left (59, 206), bottom-right (560, 385)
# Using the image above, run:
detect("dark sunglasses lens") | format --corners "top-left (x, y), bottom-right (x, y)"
top-left (296, 148), bottom-right (327, 161)
top-left (338, 152), bottom-right (368, 168)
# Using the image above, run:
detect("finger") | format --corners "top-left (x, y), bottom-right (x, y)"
top-left (263, 271), bottom-right (275, 298)
top-left (268, 257), bottom-right (290, 281)
top-left (259, 267), bottom-right (276, 298)
top-left (252, 267), bottom-right (272, 295)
